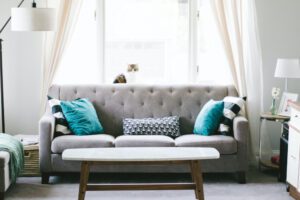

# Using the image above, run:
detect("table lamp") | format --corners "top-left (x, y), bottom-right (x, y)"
top-left (0, 0), bottom-right (56, 132)
top-left (274, 58), bottom-right (300, 92)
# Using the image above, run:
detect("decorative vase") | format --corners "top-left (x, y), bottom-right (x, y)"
top-left (270, 98), bottom-right (276, 115)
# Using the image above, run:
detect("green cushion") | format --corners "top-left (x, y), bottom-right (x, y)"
top-left (193, 100), bottom-right (224, 136)
top-left (60, 98), bottom-right (104, 136)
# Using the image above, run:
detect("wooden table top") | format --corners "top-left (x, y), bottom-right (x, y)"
top-left (260, 112), bottom-right (290, 121)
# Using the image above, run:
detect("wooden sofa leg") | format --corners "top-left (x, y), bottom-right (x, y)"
top-left (0, 192), bottom-right (4, 200)
top-left (236, 171), bottom-right (246, 184)
top-left (41, 173), bottom-right (50, 184)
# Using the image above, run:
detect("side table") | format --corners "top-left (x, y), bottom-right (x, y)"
top-left (14, 135), bottom-right (40, 176)
top-left (259, 113), bottom-right (290, 170)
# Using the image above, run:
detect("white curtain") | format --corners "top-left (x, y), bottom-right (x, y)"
top-left (211, 0), bottom-right (264, 160)
top-left (40, 0), bottom-right (83, 114)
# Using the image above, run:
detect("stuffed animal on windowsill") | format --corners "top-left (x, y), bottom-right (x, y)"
top-left (113, 74), bottom-right (127, 84)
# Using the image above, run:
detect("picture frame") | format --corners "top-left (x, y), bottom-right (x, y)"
top-left (278, 92), bottom-right (299, 116)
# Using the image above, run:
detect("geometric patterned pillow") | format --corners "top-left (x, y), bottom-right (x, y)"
top-left (123, 116), bottom-right (180, 138)
top-left (47, 96), bottom-right (72, 138)
top-left (218, 96), bottom-right (247, 136)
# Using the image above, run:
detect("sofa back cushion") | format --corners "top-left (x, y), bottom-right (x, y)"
top-left (48, 85), bottom-right (238, 137)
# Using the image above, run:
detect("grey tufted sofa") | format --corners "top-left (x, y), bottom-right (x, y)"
top-left (39, 84), bottom-right (249, 184)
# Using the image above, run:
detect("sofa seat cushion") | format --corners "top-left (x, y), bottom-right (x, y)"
top-left (115, 135), bottom-right (175, 147)
top-left (51, 134), bottom-right (115, 154)
top-left (0, 151), bottom-right (10, 167)
top-left (175, 134), bottom-right (237, 155)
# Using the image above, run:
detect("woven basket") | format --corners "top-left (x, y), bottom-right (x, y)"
top-left (21, 144), bottom-right (40, 176)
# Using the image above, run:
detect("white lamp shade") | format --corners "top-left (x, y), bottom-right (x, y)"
top-left (274, 58), bottom-right (300, 78)
top-left (11, 8), bottom-right (56, 31)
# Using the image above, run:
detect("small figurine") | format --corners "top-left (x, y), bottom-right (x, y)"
top-left (113, 74), bottom-right (127, 84)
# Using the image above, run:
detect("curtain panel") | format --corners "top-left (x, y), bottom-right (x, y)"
top-left (40, 0), bottom-right (83, 114)
top-left (211, 0), bottom-right (264, 160)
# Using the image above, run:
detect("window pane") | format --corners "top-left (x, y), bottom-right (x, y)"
top-left (105, 0), bottom-right (189, 84)
top-left (53, 0), bottom-right (99, 85)
top-left (197, 0), bottom-right (233, 85)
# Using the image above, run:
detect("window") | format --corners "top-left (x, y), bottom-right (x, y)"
top-left (54, 0), bottom-right (233, 85)
top-left (104, 0), bottom-right (190, 84)
top-left (196, 0), bottom-right (232, 84)
top-left (53, 0), bottom-right (99, 85)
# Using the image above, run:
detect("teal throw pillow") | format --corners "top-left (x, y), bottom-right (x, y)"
top-left (193, 100), bottom-right (224, 136)
top-left (60, 98), bottom-right (104, 136)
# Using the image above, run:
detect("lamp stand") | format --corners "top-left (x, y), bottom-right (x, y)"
top-left (284, 78), bottom-right (288, 92)
top-left (0, 39), bottom-right (4, 132)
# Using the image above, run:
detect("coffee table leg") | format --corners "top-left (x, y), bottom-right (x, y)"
top-left (191, 160), bottom-right (204, 200)
top-left (190, 161), bottom-right (199, 199)
top-left (79, 161), bottom-right (90, 200)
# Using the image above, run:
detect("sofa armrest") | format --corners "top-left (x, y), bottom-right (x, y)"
top-left (233, 116), bottom-right (249, 144)
top-left (233, 115), bottom-right (249, 171)
top-left (0, 152), bottom-right (9, 168)
top-left (39, 112), bottom-right (55, 173)
top-left (0, 151), bottom-right (11, 192)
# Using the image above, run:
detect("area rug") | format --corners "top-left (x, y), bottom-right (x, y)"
top-left (5, 169), bottom-right (292, 200)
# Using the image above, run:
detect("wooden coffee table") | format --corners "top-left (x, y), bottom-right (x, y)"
top-left (62, 147), bottom-right (220, 200)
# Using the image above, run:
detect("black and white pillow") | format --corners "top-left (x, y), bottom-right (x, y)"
top-left (218, 96), bottom-right (246, 136)
top-left (123, 116), bottom-right (180, 138)
top-left (48, 96), bottom-right (72, 138)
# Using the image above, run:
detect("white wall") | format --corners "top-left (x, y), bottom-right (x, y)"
top-left (0, 0), bottom-right (44, 135)
top-left (256, 0), bottom-right (300, 152)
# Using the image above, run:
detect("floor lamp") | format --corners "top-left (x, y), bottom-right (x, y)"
top-left (0, 0), bottom-right (56, 132)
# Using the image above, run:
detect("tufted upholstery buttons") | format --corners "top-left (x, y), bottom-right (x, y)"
top-left (179, 101), bottom-right (183, 106)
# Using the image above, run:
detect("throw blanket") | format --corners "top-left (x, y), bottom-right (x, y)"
top-left (0, 133), bottom-right (24, 183)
